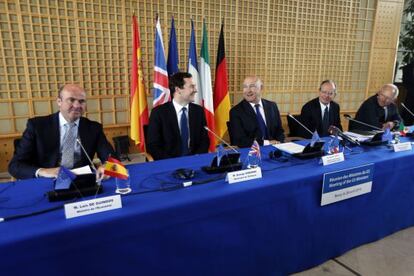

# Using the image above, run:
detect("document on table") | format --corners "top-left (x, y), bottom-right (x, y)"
top-left (273, 142), bottom-right (305, 154)
top-left (343, 131), bottom-right (373, 142)
top-left (71, 165), bottom-right (93, 175)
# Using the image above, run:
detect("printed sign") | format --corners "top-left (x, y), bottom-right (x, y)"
top-left (321, 164), bottom-right (374, 206)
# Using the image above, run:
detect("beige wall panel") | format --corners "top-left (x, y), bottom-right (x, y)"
top-left (0, 0), bottom-right (404, 172)
top-left (366, 0), bottom-right (404, 96)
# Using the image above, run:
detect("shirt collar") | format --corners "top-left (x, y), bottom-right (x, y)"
top-left (59, 112), bottom-right (80, 128)
top-left (172, 99), bottom-right (189, 114)
top-left (319, 101), bottom-right (330, 110)
top-left (249, 100), bottom-right (263, 109)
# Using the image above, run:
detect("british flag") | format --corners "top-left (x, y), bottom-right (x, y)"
top-left (153, 16), bottom-right (170, 107)
top-left (249, 140), bottom-right (261, 159)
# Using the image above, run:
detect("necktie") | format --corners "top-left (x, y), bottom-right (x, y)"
top-left (322, 106), bottom-right (329, 136)
top-left (384, 107), bottom-right (388, 122)
top-left (180, 107), bottom-right (190, 156)
top-left (255, 104), bottom-right (268, 140)
top-left (61, 122), bottom-right (76, 168)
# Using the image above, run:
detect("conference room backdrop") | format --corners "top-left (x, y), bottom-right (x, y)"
top-left (0, 0), bottom-right (404, 172)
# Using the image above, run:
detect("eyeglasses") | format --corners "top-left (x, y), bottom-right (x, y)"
top-left (320, 90), bottom-right (336, 97)
top-left (243, 84), bottom-right (259, 90)
top-left (378, 93), bottom-right (395, 102)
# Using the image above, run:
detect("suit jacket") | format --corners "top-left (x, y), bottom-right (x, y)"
top-left (229, 99), bottom-right (285, 148)
top-left (146, 102), bottom-right (210, 160)
top-left (8, 112), bottom-right (115, 179)
top-left (349, 95), bottom-right (401, 131)
top-left (300, 97), bottom-right (343, 138)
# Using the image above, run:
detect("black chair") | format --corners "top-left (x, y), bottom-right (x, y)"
top-left (13, 138), bottom-right (22, 153)
top-left (226, 121), bottom-right (234, 145)
top-left (286, 114), bottom-right (305, 140)
top-left (112, 135), bottom-right (131, 161)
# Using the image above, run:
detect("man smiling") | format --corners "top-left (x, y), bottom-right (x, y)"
top-left (9, 84), bottom-right (115, 179)
top-left (299, 80), bottom-right (343, 138)
top-left (146, 72), bottom-right (210, 160)
top-left (229, 75), bottom-right (285, 148)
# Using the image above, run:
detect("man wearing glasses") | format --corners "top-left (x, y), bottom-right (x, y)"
top-left (349, 84), bottom-right (401, 132)
top-left (229, 75), bottom-right (285, 148)
top-left (9, 84), bottom-right (115, 179)
top-left (299, 80), bottom-right (343, 138)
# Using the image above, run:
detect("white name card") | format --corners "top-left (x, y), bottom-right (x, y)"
top-left (321, 152), bottom-right (345, 166)
top-left (64, 195), bottom-right (122, 219)
top-left (393, 142), bottom-right (412, 152)
top-left (226, 167), bottom-right (262, 184)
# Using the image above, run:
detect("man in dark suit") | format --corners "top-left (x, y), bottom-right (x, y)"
top-left (299, 80), bottom-right (343, 138)
top-left (349, 84), bottom-right (401, 131)
top-left (146, 72), bottom-right (210, 160)
top-left (229, 76), bottom-right (285, 148)
top-left (8, 84), bottom-right (115, 179)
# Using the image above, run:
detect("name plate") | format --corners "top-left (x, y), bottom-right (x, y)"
top-left (64, 195), bottom-right (122, 219)
top-left (226, 167), bottom-right (262, 184)
top-left (321, 152), bottom-right (344, 166)
top-left (321, 164), bottom-right (374, 206)
top-left (393, 142), bottom-right (412, 152)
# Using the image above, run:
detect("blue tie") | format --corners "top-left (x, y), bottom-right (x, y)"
top-left (255, 104), bottom-right (268, 140)
top-left (322, 106), bottom-right (329, 136)
top-left (180, 107), bottom-right (190, 155)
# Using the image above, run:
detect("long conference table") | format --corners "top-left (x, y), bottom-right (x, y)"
top-left (1, 139), bottom-right (414, 275)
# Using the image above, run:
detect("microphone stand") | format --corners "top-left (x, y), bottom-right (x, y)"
top-left (343, 114), bottom-right (383, 131)
top-left (204, 126), bottom-right (239, 153)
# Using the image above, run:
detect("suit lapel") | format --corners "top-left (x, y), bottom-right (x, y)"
top-left (262, 100), bottom-right (272, 127)
top-left (51, 113), bottom-right (62, 166)
top-left (167, 102), bottom-right (181, 138)
top-left (242, 100), bottom-right (257, 120)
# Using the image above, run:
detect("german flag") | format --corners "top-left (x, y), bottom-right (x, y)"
top-left (213, 20), bottom-right (231, 140)
top-left (104, 157), bottom-right (129, 180)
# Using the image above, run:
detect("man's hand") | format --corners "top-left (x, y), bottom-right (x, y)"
top-left (38, 167), bottom-right (60, 178)
top-left (382, 121), bottom-right (395, 130)
top-left (95, 165), bottom-right (109, 182)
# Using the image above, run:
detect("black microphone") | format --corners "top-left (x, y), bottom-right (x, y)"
top-left (204, 126), bottom-right (239, 153)
top-left (287, 113), bottom-right (315, 136)
top-left (76, 138), bottom-right (97, 171)
top-left (343, 114), bottom-right (383, 131)
top-left (268, 149), bottom-right (289, 162)
top-left (328, 125), bottom-right (360, 146)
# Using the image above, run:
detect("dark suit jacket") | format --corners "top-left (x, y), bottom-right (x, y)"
top-left (8, 112), bottom-right (115, 179)
top-left (300, 97), bottom-right (343, 138)
top-left (229, 99), bottom-right (285, 148)
top-left (349, 95), bottom-right (401, 131)
top-left (146, 102), bottom-right (210, 160)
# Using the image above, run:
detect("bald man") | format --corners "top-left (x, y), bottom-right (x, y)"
top-left (349, 84), bottom-right (402, 132)
top-left (229, 76), bottom-right (285, 148)
top-left (9, 84), bottom-right (116, 179)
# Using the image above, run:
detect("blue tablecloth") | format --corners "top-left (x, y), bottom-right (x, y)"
top-left (1, 141), bottom-right (414, 275)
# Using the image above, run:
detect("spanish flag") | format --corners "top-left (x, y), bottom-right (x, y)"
top-left (130, 15), bottom-right (149, 152)
top-left (104, 157), bottom-right (129, 180)
top-left (213, 21), bottom-right (231, 140)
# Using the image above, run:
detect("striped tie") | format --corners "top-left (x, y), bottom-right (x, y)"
top-left (61, 122), bottom-right (76, 168)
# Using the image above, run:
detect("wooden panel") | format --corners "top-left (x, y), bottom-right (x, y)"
top-left (366, 0), bottom-right (404, 95)
top-left (0, 0), bottom-right (404, 172)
